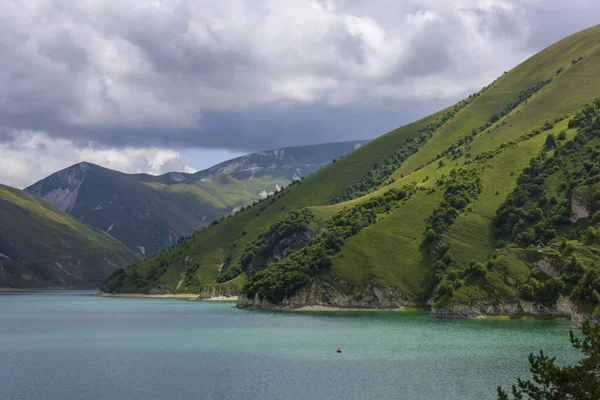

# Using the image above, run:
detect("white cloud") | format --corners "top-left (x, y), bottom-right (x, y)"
top-left (0, 131), bottom-right (196, 189)
top-left (0, 0), bottom-right (542, 139)
top-left (1, 0), bottom-right (599, 186)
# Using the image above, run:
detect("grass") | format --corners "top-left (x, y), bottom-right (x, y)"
top-left (326, 190), bottom-right (442, 301)
top-left (448, 120), bottom-right (573, 267)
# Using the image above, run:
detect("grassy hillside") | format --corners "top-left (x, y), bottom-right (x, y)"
top-left (101, 110), bottom-right (442, 293)
top-left (26, 141), bottom-right (365, 258)
top-left (0, 184), bottom-right (139, 288)
top-left (103, 25), bottom-right (600, 319)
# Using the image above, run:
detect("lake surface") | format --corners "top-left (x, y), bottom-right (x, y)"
top-left (0, 290), bottom-right (578, 400)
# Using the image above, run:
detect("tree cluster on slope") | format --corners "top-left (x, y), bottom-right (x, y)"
top-left (421, 168), bottom-right (483, 297)
top-left (494, 99), bottom-right (600, 247)
top-left (246, 186), bottom-right (416, 303)
top-left (425, 168), bottom-right (482, 238)
top-left (461, 98), bottom-right (600, 307)
top-left (217, 209), bottom-right (314, 282)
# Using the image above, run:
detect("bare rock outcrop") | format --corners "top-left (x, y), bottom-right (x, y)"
top-left (148, 283), bottom-right (172, 294)
top-left (237, 281), bottom-right (409, 310)
top-left (197, 285), bottom-right (240, 299)
top-left (531, 254), bottom-right (562, 278)
top-left (570, 193), bottom-right (590, 222)
top-left (430, 295), bottom-right (600, 327)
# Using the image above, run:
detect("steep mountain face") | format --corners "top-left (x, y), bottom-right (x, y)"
top-left (199, 141), bottom-right (365, 185)
top-left (26, 141), bottom-right (365, 258)
top-left (102, 25), bottom-right (600, 324)
top-left (0, 184), bottom-right (139, 288)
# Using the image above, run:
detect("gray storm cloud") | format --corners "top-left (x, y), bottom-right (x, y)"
top-left (1, 0), bottom-right (599, 187)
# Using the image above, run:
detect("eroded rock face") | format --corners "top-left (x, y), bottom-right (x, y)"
top-left (148, 283), bottom-right (172, 294)
top-left (532, 255), bottom-right (561, 278)
top-left (570, 193), bottom-right (590, 222)
top-left (431, 295), bottom-right (573, 318)
top-left (236, 281), bottom-right (600, 326)
top-left (264, 231), bottom-right (313, 266)
top-left (237, 281), bottom-right (409, 309)
top-left (430, 237), bottom-right (449, 257)
top-left (571, 311), bottom-right (600, 328)
top-left (430, 295), bottom-right (600, 327)
top-left (244, 230), bottom-right (314, 275)
top-left (197, 285), bottom-right (240, 299)
top-left (27, 162), bottom-right (88, 213)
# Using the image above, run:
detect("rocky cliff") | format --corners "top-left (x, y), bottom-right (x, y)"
top-left (430, 295), bottom-right (599, 328)
top-left (238, 281), bottom-right (410, 309)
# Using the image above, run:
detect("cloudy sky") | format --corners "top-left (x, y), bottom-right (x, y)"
top-left (1, 0), bottom-right (599, 188)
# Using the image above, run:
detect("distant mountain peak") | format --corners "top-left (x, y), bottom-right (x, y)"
top-left (77, 161), bottom-right (93, 168)
top-left (27, 163), bottom-right (91, 212)
top-left (165, 172), bottom-right (189, 184)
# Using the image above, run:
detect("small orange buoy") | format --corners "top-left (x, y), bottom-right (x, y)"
top-left (336, 348), bottom-right (342, 353)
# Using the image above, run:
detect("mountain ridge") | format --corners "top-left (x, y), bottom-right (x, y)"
top-left (26, 140), bottom-right (366, 257)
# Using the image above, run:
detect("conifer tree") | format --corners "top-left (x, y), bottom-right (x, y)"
top-left (497, 321), bottom-right (600, 400)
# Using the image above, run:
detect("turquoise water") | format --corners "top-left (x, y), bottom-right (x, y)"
top-left (0, 291), bottom-right (578, 400)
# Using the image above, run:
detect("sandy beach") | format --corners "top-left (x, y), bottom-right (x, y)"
top-left (95, 292), bottom-right (238, 301)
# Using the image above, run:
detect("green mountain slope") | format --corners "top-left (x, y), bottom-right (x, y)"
top-left (26, 141), bottom-right (365, 258)
top-left (0, 184), bottom-right (139, 288)
top-left (103, 25), bottom-right (600, 323)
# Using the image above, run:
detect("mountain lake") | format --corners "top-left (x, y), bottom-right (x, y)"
top-left (0, 290), bottom-right (578, 400)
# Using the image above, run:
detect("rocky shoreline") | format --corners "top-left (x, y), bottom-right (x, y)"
top-left (430, 295), bottom-right (600, 328)
top-left (97, 291), bottom-right (600, 326)
top-left (238, 281), bottom-right (411, 309)
top-left (238, 297), bottom-right (596, 326)
top-left (430, 295), bottom-right (576, 319)
top-left (236, 283), bottom-right (600, 327)
top-left (99, 283), bottom-right (599, 327)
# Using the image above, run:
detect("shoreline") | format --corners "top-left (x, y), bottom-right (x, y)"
top-left (94, 292), bottom-right (238, 301)
top-left (473, 314), bottom-right (570, 321)
top-left (292, 305), bottom-right (407, 312)
top-left (280, 307), bottom-right (572, 320)
top-left (90, 294), bottom-right (577, 321)
top-left (430, 312), bottom-right (572, 321)
top-left (237, 304), bottom-right (428, 312)
top-left (238, 304), bottom-right (574, 320)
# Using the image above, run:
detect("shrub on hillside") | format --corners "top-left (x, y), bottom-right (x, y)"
top-left (545, 133), bottom-right (556, 148)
